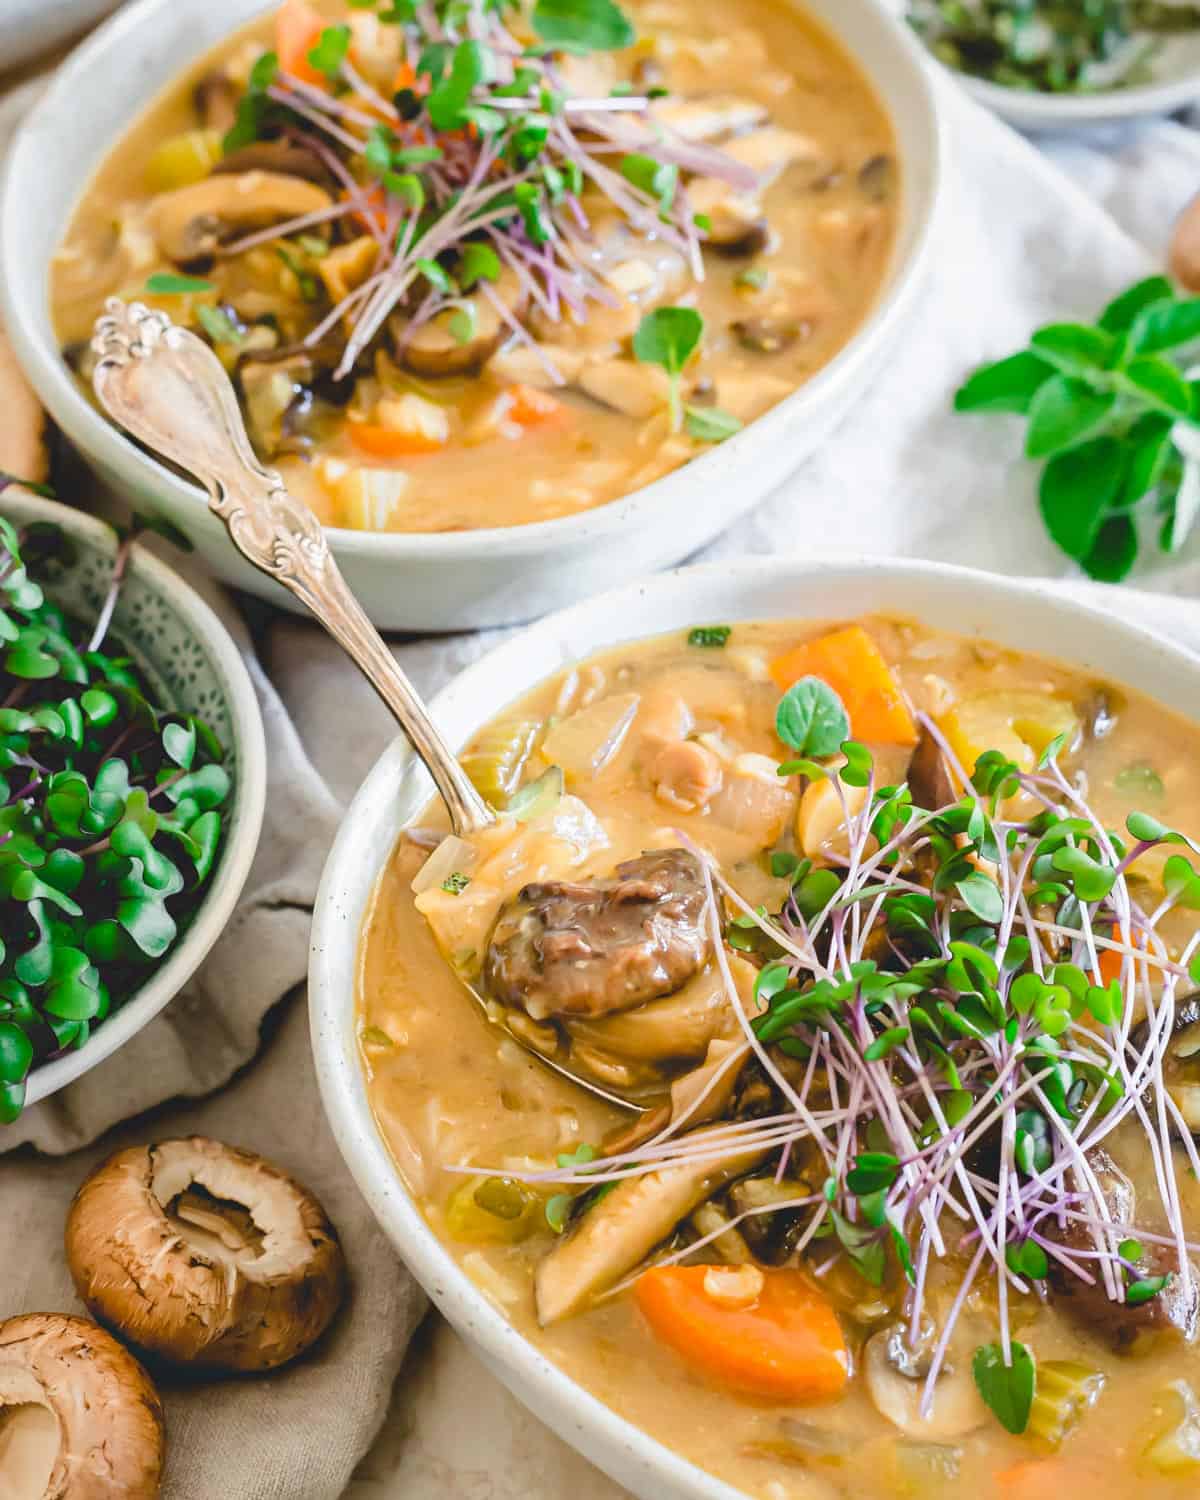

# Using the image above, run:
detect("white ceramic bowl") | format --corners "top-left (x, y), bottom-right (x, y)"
top-left (0, 0), bottom-right (120, 73)
top-left (2, 491), bottom-right (266, 1109)
top-left (308, 555), bottom-right (1200, 1500)
top-left (0, 0), bottom-right (945, 632)
top-left (918, 21), bottom-right (1200, 131)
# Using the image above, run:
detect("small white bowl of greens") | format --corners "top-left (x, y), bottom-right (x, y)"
top-left (909, 0), bottom-right (1200, 130)
top-left (0, 489), bottom-right (266, 1122)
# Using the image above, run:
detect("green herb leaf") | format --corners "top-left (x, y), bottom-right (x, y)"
top-left (1038, 436), bottom-right (1125, 562)
top-left (1121, 355), bottom-right (1194, 418)
top-left (1098, 276), bottom-right (1172, 334)
top-left (954, 351), bottom-right (1056, 415)
top-left (458, 242), bottom-right (501, 290)
top-left (531, 0), bottom-right (636, 53)
top-left (1025, 376), bottom-right (1115, 459)
top-left (687, 625), bottom-right (731, 648)
top-left (684, 405), bottom-right (742, 442)
top-left (973, 1342), bottom-right (1036, 1435)
top-left (633, 307), bottom-right (704, 376)
top-left (307, 24), bottom-right (352, 80)
top-left (1131, 297), bottom-right (1200, 355)
top-left (144, 273), bottom-right (215, 296)
top-left (1029, 323), bottom-right (1114, 377)
top-left (775, 677), bottom-right (850, 758)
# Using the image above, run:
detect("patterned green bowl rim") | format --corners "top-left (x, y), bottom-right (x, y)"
top-left (1, 492), bottom-right (267, 1109)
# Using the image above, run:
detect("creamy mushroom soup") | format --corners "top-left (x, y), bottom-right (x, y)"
top-left (360, 616), bottom-right (1200, 1500)
top-left (52, 0), bottom-right (897, 533)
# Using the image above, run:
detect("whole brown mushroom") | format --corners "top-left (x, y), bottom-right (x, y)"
top-left (0, 1313), bottom-right (164, 1499)
top-left (65, 1137), bottom-right (346, 1374)
top-left (1170, 192), bottom-right (1200, 293)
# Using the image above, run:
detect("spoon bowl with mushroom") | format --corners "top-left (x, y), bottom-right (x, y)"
top-left (89, 299), bottom-right (694, 1112)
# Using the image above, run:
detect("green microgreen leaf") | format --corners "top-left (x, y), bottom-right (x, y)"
top-left (307, 24), bottom-right (352, 80)
top-left (973, 1342), bottom-right (1036, 1435)
top-left (144, 273), bottom-right (215, 296)
top-left (687, 625), bottom-right (731, 648)
top-left (684, 405), bottom-right (742, 443)
top-left (531, 0), bottom-right (636, 53)
top-left (775, 677), bottom-right (850, 758)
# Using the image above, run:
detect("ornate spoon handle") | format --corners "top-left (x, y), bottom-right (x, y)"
top-left (91, 298), bottom-right (495, 838)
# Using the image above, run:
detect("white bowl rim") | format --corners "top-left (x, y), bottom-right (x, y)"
top-left (0, 0), bottom-right (945, 564)
top-left (308, 552), bottom-right (1200, 1500)
top-left (956, 57), bottom-right (1200, 126)
top-left (5, 493), bottom-right (268, 1106)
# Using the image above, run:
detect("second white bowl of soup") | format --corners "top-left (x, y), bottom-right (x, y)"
top-left (311, 557), bottom-right (1200, 1500)
top-left (3, 0), bottom-right (942, 630)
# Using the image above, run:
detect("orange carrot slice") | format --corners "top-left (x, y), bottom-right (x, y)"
top-left (770, 625), bottom-right (917, 746)
top-left (634, 1265), bottom-right (849, 1401)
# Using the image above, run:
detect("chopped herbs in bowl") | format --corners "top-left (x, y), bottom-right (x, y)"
top-left (910, 0), bottom-right (1200, 129)
top-left (911, 0), bottom-right (1200, 93)
top-left (0, 491), bottom-right (266, 1122)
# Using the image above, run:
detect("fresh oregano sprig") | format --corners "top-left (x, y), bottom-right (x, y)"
top-left (954, 274), bottom-right (1200, 581)
top-left (0, 517), bottom-right (230, 1123)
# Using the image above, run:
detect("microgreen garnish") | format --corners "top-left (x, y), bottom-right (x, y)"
top-left (143, 273), bottom-right (215, 296)
top-left (633, 306), bottom-right (702, 430)
top-left (775, 677), bottom-right (850, 758)
top-left (205, 0), bottom-right (754, 393)
top-left (735, 266), bottom-right (769, 292)
top-left (687, 625), bottom-right (731, 648)
top-left (195, 304), bottom-right (245, 347)
top-left (684, 406), bottom-right (742, 443)
top-left (531, 0), bottom-right (636, 54)
top-left (973, 1343), bottom-right (1036, 1435)
top-left (0, 518), bottom-right (230, 1123)
top-left (307, 24), bottom-right (352, 81)
top-left (477, 703), bottom-right (1200, 1438)
top-left (955, 275), bottom-right (1200, 580)
top-left (910, 0), bottom-right (1200, 94)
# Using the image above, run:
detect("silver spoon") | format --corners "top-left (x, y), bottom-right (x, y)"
top-left (89, 297), bottom-right (641, 1112)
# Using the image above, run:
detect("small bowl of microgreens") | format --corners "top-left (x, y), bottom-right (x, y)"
top-left (909, 0), bottom-right (1200, 130)
top-left (0, 487), bottom-right (266, 1123)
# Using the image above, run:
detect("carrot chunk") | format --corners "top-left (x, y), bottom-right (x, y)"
top-left (1097, 921), bottom-right (1148, 989)
top-left (507, 384), bottom-right (565, 426)
top-left (349, 423), bottom-right (445, 458)
top-left (634, 1265), bottom-right (849, 1401)
top-left (276, 0), bottom-right (329, 86)
top-left (769, 625), bottom-right (917, 746)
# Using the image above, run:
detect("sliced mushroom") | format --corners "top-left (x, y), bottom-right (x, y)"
top-left (907, 724), bottom-right (957, 811)
top-left (194, 70), bottom-right (239, 134)
top-left (146, 171), bottom-right (333, 262)
top-left (484, 849), bottom-right (712, 1021)
top-left (534, 1129), bottom-right (766, 1324)
top-left (728, 1171), bottom-right (815, 1265)
top-left (864, 1321), bottom-right (988, 1441)
top-left (215, 141), bottom-right (334, 188)
top-left (1164, 998), bottom-right (1200, 1135)
top-left (1046, 1146), bottom-right (1200, 1352)
top-left (688, 176), bottom-right (769, 255)
top-left (394, 265), bottom-right (527, 377)
top-left (0, 1313), bottom-right (163, 1499)
top-left (565, 965), bottom-right (733, 1064)
top-left (858, 154), bottom-right (897, 203)
top-left (720, 126), bottom-right (822, 183)
top-left (648, 95), bottom-right (767, 144)
top-left (238, 352), bottom-right (316, 458)
top-left (731, 316), bottom-right (807, 355)
top-left (65, 1137), bottom-right (346, 1372)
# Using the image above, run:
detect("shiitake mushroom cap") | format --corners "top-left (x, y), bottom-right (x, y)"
top-left (65, 1137), bottom-right (346, 1374)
